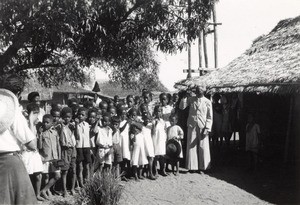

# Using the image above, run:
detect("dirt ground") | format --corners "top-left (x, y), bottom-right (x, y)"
top-left (43, 146), bottom-right (300, 205)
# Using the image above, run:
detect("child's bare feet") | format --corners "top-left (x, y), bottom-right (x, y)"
top-left (174, 171), bottom-right (179, 176)
top-left (63, 191), bottom-right (68, 198)
top-left (36, 195), bottom-right (45, 201)
top-left (70, 189), bottom-right (76, 195)
top-left (148, 175), bottom-right (156, 180)
top-left (138, 175), bottom-right (145, 180)
top-left (40, 191), bottom-right (49, 200)
top-left (46, 190), bottom-right (52, 198)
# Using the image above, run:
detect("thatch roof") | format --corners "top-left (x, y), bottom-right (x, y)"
top-left (21, 79), bottom-right (94, 101)
top-left (175, 15), bottom-right (300, 94)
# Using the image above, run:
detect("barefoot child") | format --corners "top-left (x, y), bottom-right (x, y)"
top-left (130, 121), bottom-right (148, 181)
top-left (75, 107), bottom-right (91, 187)
top-left (88, 108), bottom-right (100, 176)
top-left (166, 114), bottom-right (184, 176)
top-left (38, 114), bottom-right (61, 200)
top-left (111, 116), bottom-right (123, 176)
top-left (95, 113), bottom-right (113, 172)
top-left (152, 105), bottom-right (168, 176)
top-left (142, 113), bottom-right (156, 180)
top-left (22, 103), bottom-right (44, 201)
top-left (60, 107), bottom-right (77, 197)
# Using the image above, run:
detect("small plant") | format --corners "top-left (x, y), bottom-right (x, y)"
top-left (76, 170), bottom-right (123, 205)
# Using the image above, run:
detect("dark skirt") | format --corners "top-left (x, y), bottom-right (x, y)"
top-left (0, 153), bottom-right (37, 205)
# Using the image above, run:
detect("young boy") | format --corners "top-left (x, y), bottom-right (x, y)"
top-left (111, 116), bottom-right (123, 176)
top-left (75, 107), bottom-right (91, 187)
top-left (38, 114), bottom-right (61, 199)
top-left (60, 107), bottom-right (77, 197)
top-left (88, 108), bottom-right (100, 176)
top-left (95, 113), bottom-right (113, 172)
top-left (166, 114), bottom-right (184, 176)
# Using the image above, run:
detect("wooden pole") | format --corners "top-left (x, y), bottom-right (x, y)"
top-left (187, 0), bottom-right (192, 79)
top-left (202, 29), bottom-right (208, 68)
top-left (212, 3), bottom-right (218, 68)
top-left (198, 30), bottom-right (202, 76)
top-left (284, 95), bottom-right (294, 163)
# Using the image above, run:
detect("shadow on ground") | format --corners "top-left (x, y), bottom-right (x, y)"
top-left (206, 145), bottom-right (300, 204)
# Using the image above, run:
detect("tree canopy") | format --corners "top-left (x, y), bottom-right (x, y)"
top-left (0, 0), bottom-right (215, 90)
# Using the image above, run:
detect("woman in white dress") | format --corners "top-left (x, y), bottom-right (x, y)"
top-left (22, 103), bottom-right (44, 201)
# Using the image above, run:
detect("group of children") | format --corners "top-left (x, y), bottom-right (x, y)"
top-left (21, 90), bottom-right (184, 201)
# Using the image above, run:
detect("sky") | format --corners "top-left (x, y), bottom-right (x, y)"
top-left (95, 0), bottom-right (300, 91)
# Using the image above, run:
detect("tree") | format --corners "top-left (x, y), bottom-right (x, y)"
top-left (0, 0), bottom-right (215, 88)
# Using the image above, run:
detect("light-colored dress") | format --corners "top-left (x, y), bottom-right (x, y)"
top-left (142, 124), bottom-right (155, 158)
top-left (167, 125), bottom-right (184, 158)
top-left (21, 112), bottom-right (43, 174)
top-left (162, 105), bottom-right (174, 127)
top-left (131, 132), bottom-right (148, 166)
top-left (76, 121), bottom-right (91, 148)
top-left (179, 96), bottom-right (213, 170)
top-left (245, 123), bottom-right (260, 153)
top-left (96, 127), bottom-right (113, 165)
top-left (120, 120), bottom-right (131, 160)
top-left (152, 118), bottom-right (167, 156)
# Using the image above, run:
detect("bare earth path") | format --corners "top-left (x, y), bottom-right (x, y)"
top-left (119, 172), bottom-right (270, 205)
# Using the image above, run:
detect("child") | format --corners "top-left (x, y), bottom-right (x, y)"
top-left (142, 91), bottom-right (154, 115)
top-left (166, 114), bottom-right (184, 176)
top-left (99, 101), bottom-right (108, 114)
top-left (126, 95), bottom-right (135, 111)
top-left (108, 106), bottom-right (117, 117)
top-left (95, 113), bottom-right (113, 172)
top-left (159, 93), bottom-right (174, 127)
top-left (88, 108), bottom-right (100, 176)
top-left (152, 105), bottom-right (168, 176)
top-left (130, 121), bottom-right (148, 181)
top-left (51, 107), bottom-right (61, 126)
top-left (22, 103), bottom-right (44, 201)
top-left (245, 114), bottom-right (261, 172)
top-left (142, 113), bottom-right (156, 180)
top-left (111, 116), bottom-right (123, 176)
top-left (118, 107), bottom-right (131, 179)
top-left (60, 107), bottom-right (77, 197)
top-left (75, 107), bottom-right (91, 187)
top-left (38, 114), bottom-right (61, 200)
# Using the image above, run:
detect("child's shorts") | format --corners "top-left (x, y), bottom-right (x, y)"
top-left (113, 144), bottom-right (123, 163)
top-left (76, 148), bottom-right (92, 164)
top-left (43, 161), bottom-right (60, 173)
top-left (61, 147), bottom-right (76, 171)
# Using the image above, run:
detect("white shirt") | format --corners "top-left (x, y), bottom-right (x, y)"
top-left (0, 106), bottom-right (35, 152)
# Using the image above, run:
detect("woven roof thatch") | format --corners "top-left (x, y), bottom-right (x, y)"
top-left (21, 79), bottom-right (94, 101)
top-left (175, 15), bottom-right (300, 94)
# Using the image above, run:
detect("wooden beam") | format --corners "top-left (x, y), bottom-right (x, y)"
top-left (203, 29), bottom-right (208, 68)
top-left (284, 95), bottom-right (294, 163)
top-left (212, 3), bottom-right (218, 68)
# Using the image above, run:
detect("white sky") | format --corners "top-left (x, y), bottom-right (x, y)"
top-left (95, 0), bottom-right (300, 91)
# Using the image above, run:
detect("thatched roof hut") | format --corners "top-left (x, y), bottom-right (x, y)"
top-left (175, 15), bottom-right (300, 94)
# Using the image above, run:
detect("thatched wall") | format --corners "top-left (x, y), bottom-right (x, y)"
top-left (175, 15), bottom-right (300, 94)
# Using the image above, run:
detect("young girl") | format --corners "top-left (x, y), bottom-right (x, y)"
top-left (142, 113), bottom-right (156, 180)
top-left (22, 103), bottom-right (44, 201)
top-left (95, 113), bottom-right (113, 172)
top-left (118, 107), bottom-right (131, 179)
top-left (88, 108), bottom-right (100, 176)
top-left (159, 93), bottom-right (174, 127)
top-left (152, 105), bottom-right (168, 176)
top-left (111, 116), bottom-right (123, 176)
top-left (166, 114), bottom-right (184, 176)
top-left (245, 114), bottom-right (261, 172)
top-left (130, 121), bottom-right (148, 181)
top-left (60, 107), bottom-right (77, 197)
top-left (75, 107), bottom-right (91, 187)
top-left (126, 95), bottom-right (135, 111)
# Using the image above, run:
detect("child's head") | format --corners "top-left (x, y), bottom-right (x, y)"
top-left (50, 107), bottom-right (61, 124)
top-left (61, 107), bottom-right (73, 124)
top-left (96, 109), bottom-right (102, 121)
top-left (28, 92), bottom-right (40, 105)
top-left (51, 102), bottom-right (62, 111)
top-left (77, 107), bottom-right (88, 122)
top-left (88, 108), bottom-right (98, 125)
top-left (126, 95), bottom-right (134, 108)
top-left (101, 112), bottom-right (111, 127)
top-left (108, 106), bottom-right (117, 117)
top-left (68, 98), bottom-right (78, 107)
top-left (140, 103), bottom-right (148, 115)
top-left (142, 112), bottom-right (152, 126)
top-left (172, 93), bottom-right (179, 104)
top-left (114, 95), bottom-right (120, 104)
top-left (142, 91), bottom-right (152, 104)
top-left (83, 100), bottom-right (93, 109)
top-left (111, 116), bottom-right (121, 131)
top-left (130, 121), bottom-right (143, 135)
top-left (99, 101), bottom-right (108, 113)
top-left (169, 114), bottom-right (178, 126)
top-left (27, 103), bottom-right (40, 115)
top-left (117, 107), bottom-right (127, 121)
top-left (159, 93), bottom-right (168, 106)
top-left (153, 105), bottom-right (162, 119)
top-left (42, 114), bottom-right (54, 130)
top-left (128, 108), bottom-right (138, 121)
